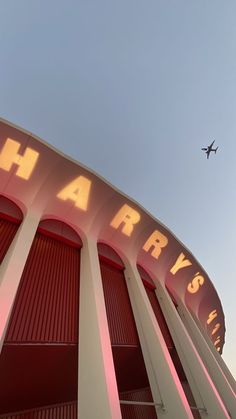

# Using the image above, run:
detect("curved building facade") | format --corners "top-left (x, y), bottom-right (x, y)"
top-left (0, 118), bottom-right (235, 418)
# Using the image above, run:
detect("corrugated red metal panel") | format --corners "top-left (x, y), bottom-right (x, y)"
top-left (137, 265), bottom-right (156, 289)
top-left (0, 401), bottom-right (77, 419)
top-left (145, 287), bottom-right (174, 349)
top-left (98, 243), bottom-right (124, 269)
top-left (100, 260), bottom-right (139, 346)
top-left (0, 345), bottom-right (78, 414)
top-left (112, 346), bottom-right (150, 393)
top-left (120, 387), bottom-right (157, 419)
top-left (6, 231), bottom-right (80, 343)
top-left (0, 218), bottom-right (19, 264)
top-left (0, 196), bottom-right (22, 264)
top-left (39, 219), bottom-right (82, 248)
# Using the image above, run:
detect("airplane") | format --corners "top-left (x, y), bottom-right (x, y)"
top-left (201, 140), bottom-right (218, 159)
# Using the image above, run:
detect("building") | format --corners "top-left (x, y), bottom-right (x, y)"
top-left (0, 118), bottom-right (235, 419)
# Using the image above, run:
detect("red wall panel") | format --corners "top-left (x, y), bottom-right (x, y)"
top-left (6, 232), bottom-right (80, 343)
top-left (0, 401), bottom-right (77, 419)
top-left (0, 345), bottom-right (78, 415)
top-left (98, 243), bottom-right (124, 269)
top-left (100, 261), bottom-right (139, 346)
top-left (120, 387), bottom-right (157, 419)
top-left (0, 196), bottom-right (23, 221)
top-left (0, 218), bottom-right (19, 264)
top-left (0, 197), bottom-right (23, 263)
top-left (145, 288), bottom-right (174, 349)
top-left (0, 225), bottom-right (81, 415)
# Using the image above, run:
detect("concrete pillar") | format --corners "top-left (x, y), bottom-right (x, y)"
top-left (155, 281), bottom-right (231, 419)
top-left (78, 236), bottom-right (121, 419)
top-left (200, 321), bottom-right (236, 393)
top-left (124, 260), bottom-right (193, 419)
top-left (0, 209), bottom-right (40, 353)
top-left (177, 301), bottom-right (236, 417)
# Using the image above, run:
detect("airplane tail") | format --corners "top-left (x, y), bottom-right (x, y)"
top-left (215, 147), bottom-right (218, 153)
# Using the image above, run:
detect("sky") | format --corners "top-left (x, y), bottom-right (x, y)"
top-left (0, 1), bottom-right (236, 379)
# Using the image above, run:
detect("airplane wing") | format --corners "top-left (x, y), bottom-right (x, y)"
top-left (207, 150), bottom-right (210, 159)
top-left (209, 140), bottom-right (215, 149)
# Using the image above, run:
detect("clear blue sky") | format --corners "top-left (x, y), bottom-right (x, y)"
top-left (1, 1), bottom-right (235, 378)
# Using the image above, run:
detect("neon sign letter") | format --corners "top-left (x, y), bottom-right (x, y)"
top-left (211, 323), bottom-right (220, 336)
top-left (170, 252), bottom-right (192, 275)
top-left (214, 336), bottom-right (221, 346)
top-left (207, 309), bottom-right (218, 325)
top-left (187, 272), bottom-right (204, 294)
top-left (0, 138), bottom-right (39, 179)
top-left (143, 230), bottom-right (168, 259)
top-left (57, 175), bottom-right (91, 210)
top-left (110, 204), bottom-right (140, 236)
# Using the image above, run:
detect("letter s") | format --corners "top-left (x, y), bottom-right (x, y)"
top-left (187, 272), bottom-right (204, 294)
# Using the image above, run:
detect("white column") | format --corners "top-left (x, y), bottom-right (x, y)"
top-left (78, 236), bottom-right (121, 419)
top-left (187, 312), bottom-right (236, 394)
top-left (155, 282), bottom-right (231, 419)
top-left (124, 260), bottom-right (193, 419)
top-left (0, 209), bottom-right (40, 353)
top-left (202, 323), bottom-right (235, 393)
top-left (177, 301), bottom-right (236, 416)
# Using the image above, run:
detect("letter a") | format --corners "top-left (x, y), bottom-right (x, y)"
top-left (57, 176), bottom-right (91, 210)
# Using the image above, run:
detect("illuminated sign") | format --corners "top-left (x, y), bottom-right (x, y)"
top-left (0, 136), bottom-right (212, 300)
top-left (57, 175), bottom-right (91, 211)
top-left (170, 252), bottom-right (192, 275)
top-left (187, 272), bottom-right (204, 294)
top-left (143, 230), bottom-right (168, 259)
top-left (0, 138), bottom-right (39, 179)
top-left (207, 310), bottom-right (217, 325)
top-left (214, 336), bottom-right (221, 346)
top-left (110, 204), bottom-right (140, 236)
top-left (211, 323), bottom-right (220, 336)
top-left (170, 254), bottom-right (205, 294)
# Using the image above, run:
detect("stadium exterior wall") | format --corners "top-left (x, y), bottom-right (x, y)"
top-left (0, 118), bottom-right (235, 418)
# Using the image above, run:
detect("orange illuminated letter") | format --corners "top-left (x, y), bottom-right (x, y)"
top-left (110, 204), bottom-right (140, 236)
top-left (143, 230), bottom-right (168, 259)
top-left (0, 138), bottom-right (39, 179)
top-left (187, 272), bottom-right (204, 294)
top-left (170, 252), bottom-right (192, 275)
top-left (211, 323), bottom-right (220, 336)
top-left (207, 309), bottom-right (217, 325)
top-left (57, 176), bottom-right (91, 210)
top-left (214, 336), bottom-right (221, 346)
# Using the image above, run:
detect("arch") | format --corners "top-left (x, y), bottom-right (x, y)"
top-left (38, 219), bottom-right (82, 248)
top-left (97, 242), bottom-right (124, 270)
top-left (0, 195), bottom-right (23, 223)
